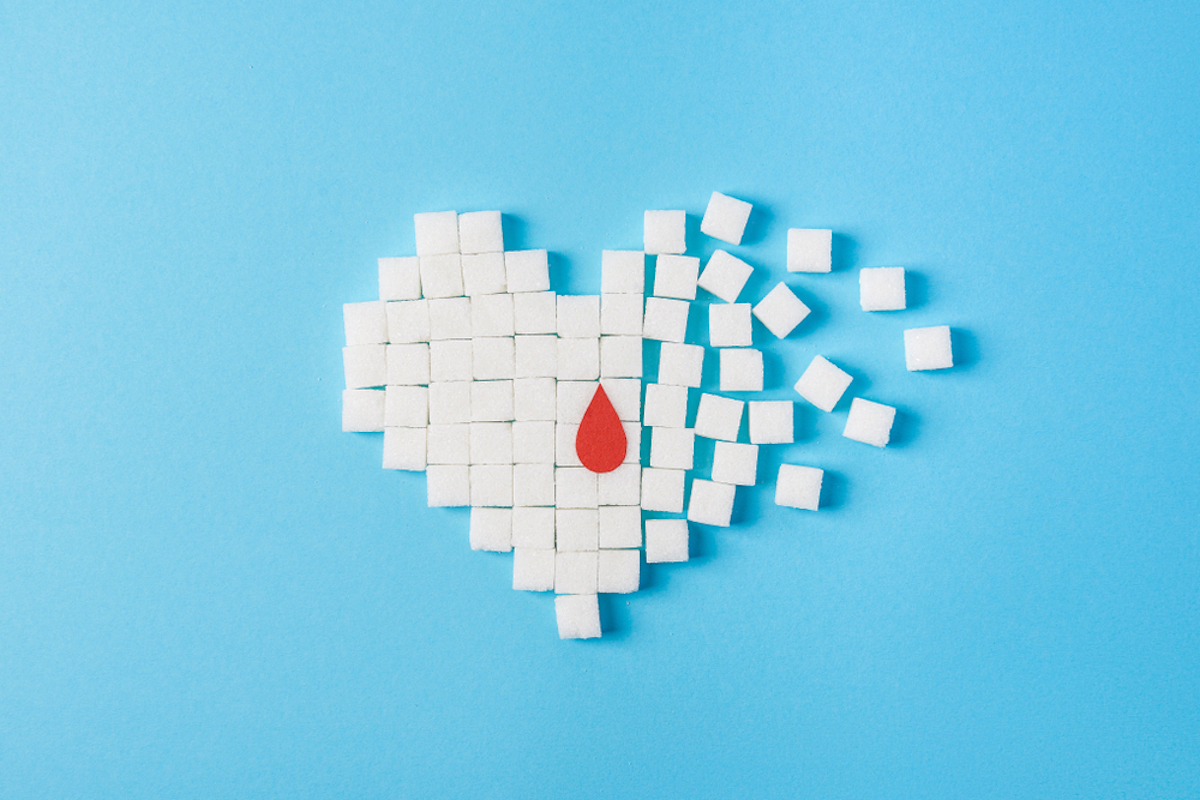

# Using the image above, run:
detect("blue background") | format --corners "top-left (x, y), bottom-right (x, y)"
top-left (2, 1), bottom-right (1197, 797)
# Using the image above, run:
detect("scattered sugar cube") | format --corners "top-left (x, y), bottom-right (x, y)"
top-left (748, 401), bottom-right (794, 444)
top-left (598, 549), bottom-right (640, 593)
top-left (650, 427), bottom-right (695, 470)
top-left (557, 295), bottom-right (601, 339)
top-left (344, 345), bottom-right (387, 389)
top-left (344, 301), bottom-right (388, 346)
top-left (700, 191), bottom-right (753, 245)
top-left (470, 422), bottom-right (513, 464)
top-left (414, 210), bottom-right (460, 256)
top-left (558, 338), bottom-right (600, 381)
top-left (842, 398), bottom-right (896, 447)
top-left (643, 383), bottom-right (689, 428)
top-left (556, 381), bottom-right (596, 423)
top-left (719, 348), bottom-right (764, 392)
top-left (753, 283), bottom-right (810, 338)
top-left (513, 378), bottom-right (556, 421)
top-left (860, 267), bottom-right (906, 311)
top-left (515, 335), bottom-right (558, 378)
top-left (653, 255), bottom-right (700, 300)
top-left (470, 464), bottom-right (513, 506)
top-left (794, 355), bottom-right (853, 412)
top-left (513, 463), bottom-right (555, 506)
top-left (555, 551), bottom-right (599, 594)
top-left (473, 337), bottom-right (516, 380)
top-left (644, 210), bottom-right (686, 255)
top-left (775, 464), bottom-right (823, 510)
top-left (711, 441), bottom-right (758, 486)
top-left (644, 519), bottom-right (689, 563)
top-left (687, 479), bottom-right (736, 527)
top-left (787, 228), bottom-right (832, 273)
top-left (622, 422), bottom-right (641, 464)
top-left (426, 464), bottom-right (470, 507)
top-left (378, 257), bottom-right (422, 302)
top-left (386, 299), bottom-right (430, 344)
top-left (694, 393), bottom-right (744, 442)
top-left (471, 293), bottom-right (514, 336)
top-left (556, 468), bottom-right (599, 509)
top-left (427, 297), bottom-right (472, 340)
top-left (641, 468), bottom-right (686, 513)
top-left (642, 297), bottom-right (690, 343)
top-left (384, 385), bottom-right (429, 427)
top-left (427, 423), bottom-right (470, 464)
top-left (698, 250), bottom-right (754, 303)
top-left (512, 507), bottom-right (555, 548)
top-left (657, 342), bottom-right (704, 387)
top-left (342, 389), bottom-right (385, 432)
top-left (904, 325), bottom-right (953, 371)
top-left (554, 423), bottom-right (582, 467)
top-left (600, 336), bottom-right (643, 378)
top-left (505, 250), bottom-right (551, 293)
top-left (386, 343), bottom-right (430, 386)
top-left (458, 210), bottom-right (504, 255)
top-left (555, 593), bottom-right (601, 638)
top-left (598, 463), bottom-right (641, 506)
top-left (427, 381), bottom-right (471, 424)
top-left (419, 254), bottom-right (465, 298)
top-left (470, 380), bottom-right (514, 422)
top-left (709, 303), bottom-right (753, 347)
top-left (461, 252), bottom-right (508, 296)
top-left (512, 420), bottom-right (556, 464)
top-left (512, 548), bottom-right (555, 592)
top-left (513, 291), bottom-right (557, 334)
top-left (429, 339), bottom-right (473, 382)
top-left (599, 506), bottom-right (642, 548)
top-left (469, 507), bottom-right (512, 552)
top-left (600, 293), bottom-right (644, 335)
top-left (600, 378), bottom-right (641, 422)
top-left (601, 251), bottom-right (646, 294)
top-left (556, 509), bottom-right (599, 551)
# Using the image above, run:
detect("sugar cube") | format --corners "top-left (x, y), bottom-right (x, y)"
top-left (386, 299), bottom-right (430, 344)
top-left (653, 254), bottom-right (700, 300)
top-left (427, 423), bottom-right (470, 464)
top-left (694, 393), bottom-right (744, 442)
top-left (555, 423), bottom-right (582, 467)
top-left (470, 422), bottom-right (513, 464)
top-left (748, 401), bottom-right (794, 444)
top-left (470, 293), bottom-right (514, 336)
top-left (794, 355), bottom-right (852, 412)
top-left (470, 464), bottom-right (513, 506)
top-left (427, 297), bottom-right (473, 340)
top-left (426, 464), bottom-right (470, 507)
top-left (414, 210), bottom-right (459, 256)
top-left (643, 383), bottom-right (689, 428)
top-left (342, 389), bottom-right (385, 432)
top-left (711, 441), bottom-right (758, 486)
top-left (598, 463), bottom-right (641, 506)
top-left (428, 381), bottom-right (472, 424)
top-left (458, 210), bottom-right (504, 255)
top-left (657, 342), bottom-right (704, 387)
top-left (642, 297), bottom-right (690, 343)
top-left (709, 303), bottom-right (753, 347)
top-left (344, 301), bottom-right (388, 346)
top-left (775, 464), bottom-right (823, 510)
top-left (473, 337), bottom-right (516, 380)
top-left (600, 336), bottom-right (643, 378)
top-left (511, 420), bottom-right (556, 464)
top-left (555, 551), bottom-right (599, 594)
top-left (470, 380), bottom-right (514, 422)
top-left (650, 427), bottom-right (695, 470)
top-left (469, 507), bottom-right (512, 552)
top-left (622, 422), bottom-right (641, 464)
top-left (429, 339), bottom-right (473, 382)
top-left (512, 507), bottom-right (555, 548)
top-left (515, 335), bottom-right (558, 378)
top-left (556, 468), bottom-right (599, 509)
top-left (787, 228), bottom-right (832, 273)
top-left (860, 267), bottom-right (906, 311)
top-left (644, 210), bottom-right (686, 255)
top-left (378, 257), bottom-right (422, 302)
top-left (344, 345), bottom-right (387, 389)
top-left (598, 506), bottom-right (642, 548)
top-left (600, 378), bottom-right (641, 422)
top-left (557, 295), bottom-right (601, 339)
top-left (904, 325), bottom-right (953, 371)
top-left (644, 519), bottom-right (688, 563)
top-left (512, 548), bottom-right (555, 592)
top-left (384, 385), bottom-right (428, 427)
top-left (641, 468), bottom-right (686, 513)
top-left (513, 463), bottom-right (555, 506)
top-left (700, 191), bottom-right (752, 245)
top-left (419, 254), bottom-right (465, 298)
top-left (842, 397), bottom-right (896, 447)
top-left (719, 348), bottom-right (764, 392)
top-left (556, 509), bottom-right (599, 551)
top-left (557, 338), bottom-right (600, 381)
top-left (556, 381), bottom-right (597, 423)
top-left (555, 593), bottom-right (601, 638)
top-left (461, 252), bottom-right (507, 296)
top-left (386, 343), bottom-right (430, 386)
top-left (698, 250), bottom-right (754, 303)
top-left (513, 291), bottom-right (557, 334)
top-left (598, 549), bottom-right (640, 593)
top-left (601, 250), bottom-right (646, 294)
top-left (687, 479), bottom-right (736, 527)
top-left (505, 250), bottom-right (551, 293)
top-left (513, 378), bottom-right (556, 421)
top-left (753, 283), bottom-right (810, 339)
top-left (600, 293), bottom-right (644, 336)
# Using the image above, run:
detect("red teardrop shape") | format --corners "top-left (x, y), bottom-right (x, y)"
top-left (576, 384), bottom-right (627, 473)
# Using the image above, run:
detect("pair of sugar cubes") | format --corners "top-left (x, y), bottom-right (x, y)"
top-left (645, 190), bottom-right (753, 255)
top-left (794, 356), bottom-right (897, 447)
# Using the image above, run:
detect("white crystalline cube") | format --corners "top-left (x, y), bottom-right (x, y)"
top-left (386, 343), bottom-right (430, 386)
top-left (470, 380), bottom-right (514, 422)
top-left (601, 251), bottom-right (645, 294)
top-left (473, 337), bottom-right (516, 380)
top-left (344, 301), bottom-right (388, 346)
top-left (512, 507), bottom-right (555, 548)
top-left (378, 257), bottom-right (422, 302)
top-left (513, 463), bottom-right (555, 506)
top-left (470, 464), bottom-right (513, 506)
top-left (555, 552), bottom-right (599, 594)
top-left (513, 291), bottom-right (557, 334)
top-left (644, 519), bottom-right (689, 563)
top-left (641, 468), bottom-right (686, 513)
top-left (622, 422), bottom-right (641, 464)
top-left (753, 283), bottom-right (810, 339)
top-left (554, 423), bottom-right (582, 467)
top-left (557, 295), bottom-right (601, 339)
top-left (556, 468), bottom-right (599, 509)
top-left (469, 421), bottom-right (513, 464)
top-left (719, 348), bottom-right (764, 392)
top-left (513, 548), bottom-right (555, 592)
top-left (557, 338), bottom-right (600, 381)
top-left (556, 381), bottom-right (597, 424)
top-left (512, 420), bottom-right (556, 464)
top-left (344, 345), bottom-right (387, 389)
top-left (600, 293), bottom-right (644, 336)
top-left (469, 507), bottom-right (512, 552)
top-left (643, 383), bottom-right (689, 428)
top-left (653, 254), bottom-right (700, 300)
top-left (794, 355), bottom-right (852, 412)
top-left (748, 401), bottom-right (794, 444)
top-left (513, 378), bottom-right (556, 421)
top-left (642, 297), bottom-right (690, 343)
top-left (556, 508), bottom-right (599, 551)
top-left (859, 267), bottom-right (906, 311)
top-left (342, 389), bottom-right (385, 432)
top-left (598, 549), bottom-right (640, 594)
top-left (470, 293), bottom-right (514, 336)
top-left (461, 252), bottom-right (507, 296)
top-left (426, 464), bottom-right (470, 507)
top-left (644, 210), bottom-right (687, 255)
top-left (384, 385), bottom-right (428, 427)
top-left (505, 250), bottom-right (551, 294)
top-left (555, 593), bottom-right (601, 638)
top-left (458, 210), bottom-right (504, 255)
top-left (775, 464), bottom-right (823, 510)
top-left (843, 398), bottom-right (896, 447)
top-left (427, 297), bottom-right (472, 340)
top-left (904, 325), bottom-right (953, 371)
top-left (386, 299), bottom-right (430, 344)
top-left (429, 339), bottom-right (473, 383)
top-left (598, 463), bottom-right (641, 506)
top-left (427, 423), bottom-right (470, 464)
top-left (600, 378), bottom-right (641, 422)
top-left (419, 254), bottom-right (464, 298)
top-left (428, 381), bottom-right (471, 424)
top-left (414, 210), bottom-right (460, 256)
top-left (598, 506), bottom-right (642, 548)
top-left (709, 303), bottom-right (753, 347)
top-left (687, 479), bottom-right (736, 527)
top-left (515, 335), bottom-right (558, 378)
top-left (711, 441), bottom-right (758, 486)
top-left (694, 394), bottom-right (744, 442)
top-left (698, 250), bottom-right (754, 303)
top-left (600, 336), bottom-right (643, 378)
top-left (649, 427), bottom-right (695, 470)
top-left (787, 228), bottom-right (832, 273)
top-left (658, 342), bottom-right (704, 387)
top-left (700, 191), bottom-right (753, 245)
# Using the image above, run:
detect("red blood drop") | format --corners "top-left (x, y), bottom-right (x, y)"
top-left (576, 385), bottom-right (627, 473)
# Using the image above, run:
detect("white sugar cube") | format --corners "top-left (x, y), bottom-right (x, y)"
top-left (426, 464), bottom-right (470, 507)
top-left (512, 420), bottom-right (556, 464)
top-left (419, 254), bottom-right (464, 298)
top-left (719, 348), bottom-right (764, 392)
top-left (513, 378), bottom-right (556, 421)
top-left (708, 303), bottom-right (753, 347)
top-left (644, 519), bottom-right (688, 563)
top-left (556, 509), bottom-right (599, 551)
top-left (470, 421), bottom-right (513, 464)
top-left (470, 464), bottom-right (512, 506)
top-left (513, 291), bottom-right (557, 334)
top-left (658, 342), bottom-right (704, 387)
top-left (843, 398), bottom-right (896, 447)
top-left (644, 210), bottom-right (686, 255)
top-left (753, 283), bottom-right (810, 338)
top-left (470, 293), bottom-right (514, 336)
top-left (711, 442), bottom-right (758, 486)
top-left (513, 463), bottom-right (555, 506)
top-left (599, 507), bottom-right (642, 549)
top-left (343, 345), bottom-right (387, 389)
top-left (378, 257), bottom-right (421, 302)
top-left (557, 295), bottom-right (601, 339)
top-left (642, 297), bottom-right (690, 343)
top-left (384, 385), bottom-right (428, 427)
top-left (598, 463), bottom-right (641, 506)
top-left (643, 383), bottom-right (689, 428)
top-left (557, 338), bottom-right (600, 381)
top-left (342, 389), bottom-right (385, 432)
top-left (555, 423), bottom-right (582, 467)
top-left (787, 228), bottom-right (832, 273)
top-left (512, 507), bottom-right (555, 548)
top-left (794, 355), bottom-right (852, 412)
top-left (427, 423), bottom-right (470, 464)
top-left (428, 381), bottom-right (471, 424)
top-left (515, 335), bottom-right (558, 378)
top-left (748, 401), bottom-right (794, 444)
top-left (860, 267), bottom-right (906, 311)
top-left (904, 325), bottom-right (953, 371)
top-left (687, 479), bottom-right (736, 527)
top-left (414, 210), bottom-right (459, 256)
top-left (622, 422), bottom-right (641, 463)
top-left (473, 337), bottom-right (516, 380)
top-left (600, 336), bottom-right (643, 378)
top-left (600, 378), bottom-right (641, 422)
top-left (429, 339), bottom-right (473, 382)
top-left (470, 380), bottom-right (514, 422)
top-left (653, 254), bottom-right (700, 300)
top-left (641, 468), bottom-right (686, 513)
top-left (700, 191), bottom-right (752, 245)
top-left (458, 210), bottom-right (504, 255)
top-left (386, 299), bottom-right (430, 344)
top-left (775, 464), bottom-right (823, 510)
top-left (601, 251), bottom-right (645, 294)
top-left (694, 393), bottom-right (744, 442)
top-left (505, 250), bottom-right (551, 293)
top-left (556, 468), bottom-right (599, 509)
top-left (512, 547), bottom-right (555, 592)
top-left (556, 381), bottom-right (596, 423)
top-left (427, 297), bottom-right (472, 340)
top-left (600, 293), bottom-right (644, 335)
top-left (461, 252), bottom-right (507, 296)
top-left (598, 549), bottom-right (640, 594)
top-left (555, 593), bottom-right (601, 638)
top-left (650, 427), bottom-right (695, 470)
top-left (700, 253), bottom-right (754, 307)
top-left (386, 343), bottom-right (430, 386)
top-left (469, 507), bottom-right (512, 552)
top-left (344, 301), bottom-right (388, 346)
top-left (555, 551), bottom-right (599, 594)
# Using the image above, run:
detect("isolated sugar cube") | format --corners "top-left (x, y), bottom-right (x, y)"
top-left (384, 385), bottom-right (428, 427)
top-left (470, 380), bottom-right (514, 422)
top-left (474, 337), bottom-right (516, 380)
top-left (794, 355), bottom-right (852, 412)
top-left (700, 191), bottom-right (752, 245)
top-left (601, 250), bottom-right (645, 294)
top-left (512, 548), bottom-right (555, 592)
top-left (709, 303), bottom-right (753, 347)
top-left (904, 325), bottom-right (953, 371)
top-left (512, 420), bottom-right (556, 464)
top-left (378, 257), bottom-right (421, 302)
top-left (643, 383), bottom-right (689, 428)
top-left (513, 291), bottom-right (557, 334)
top-left (598, 549), bottom-right (640, 593)
top-left (556, 551), bottom-right (599, 593)
top-left (427, 297), bottom-right (472, 340)
top-left (558, 338), bottom-right (600, 381)
top-left (513, 463), bottom-right (555, 506)
top-left (429, 340), bottom-right (473, 382)
top-left (512, 507), bottom-right (556, 548)
top-left (657, 342), bottom-right (704, 387)
top-left (419, 254), bottom-right (465, 299)
top-left (843, 398), bottom-right (896, 447)
top-left (513, 378), bottom-right (556, 421)
top-left (556, 468), bottom-right (599, 509)
top-left (470, 422), bottom-right (513, 464)
top-left (753, 283), bottom-right (810, 339)
top-left (428, 381), bottom-right (472, 424)
top-left (859, 267), bottom-right (906, 311)
top-left (514, 335), bottom-right (557, 378)
top-left (698, 250), bottom-right (754, 303)
top-left (414, 210), bottom-right (459, 256)
top-left (458, 210), bottom-right (504, 255)
top-left (644, 519), bottom-right (689, 563)
top-left (344, 345), bottom-right (387, 389)
top-left (427, 423), bottom-right (470, 464)
top-left (386, 343), bottom-right (430, 386)
top-left (386, 299), bottom-right (430, 344)
top-left (640, 467), bottom-right (686, 513)
top-left (748, 401), bottom-right (794, 444)
top-left (694, 393), bottom-right (744, 442)
top-left (687, 479), bottom-right (736, 527)
top-left (650, 427), bottom-right (695, 470)
top-left (711, 441), bottom-right (758, 486)
top-left (470, 464), bottom-right (513, 506)
top-left (557, 295), bottom-right (601, 338)
top-left (719, 348), bottom-right (764, 392)
top-left (775, 464), bottom-right (823, 510)
top-left (469, 507), bottom-right (512, 552)
top-left (461, 252), bottom-right (507, 296)
top-left (787, 228), bottom-right (832, 273)
top-left (505, 250), bottom-right (551, 293)
top-left (471, 293), bottom-right (514, 336)
top-left (653, 255), bottom-right (700, 300)
top-left (642, 297), bottom-right (690, 343)
top-left (344, 301), bottom-right (388, 347)
top-left (600, 293), bottom-right (643, 335)
top-left (598, 463), bottom-right (641, 506)
top-left (600, 336), bottom-right (643, 378)
top-left (644, 210), bottom-right (686, 255)
top-left (600, 378), bottom-right (642, 422)
top-left (555, 593), bottom-right (601, 638)
top-left (598, 506), bottom-right (642, 548)
top-left (426, 464), bottom-right (470, 507)
top-left (342, 389), bottom-right (385, 432)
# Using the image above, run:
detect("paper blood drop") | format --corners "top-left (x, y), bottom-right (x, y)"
top-left (576, 385), bottom-right (627, 473)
